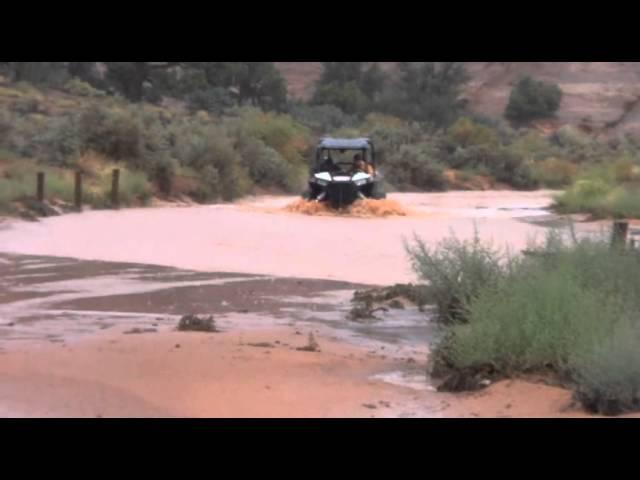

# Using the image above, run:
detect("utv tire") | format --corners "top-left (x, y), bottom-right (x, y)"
top-left (371, 183), bottom-right (387, 200)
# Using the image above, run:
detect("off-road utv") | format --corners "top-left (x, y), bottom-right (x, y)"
top-left (303, 137), bottom-right (386, 209)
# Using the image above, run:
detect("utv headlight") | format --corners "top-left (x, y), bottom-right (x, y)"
top-left (354, 179), bottom-right (369, 187)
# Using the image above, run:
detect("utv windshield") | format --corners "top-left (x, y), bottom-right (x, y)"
top-left (315, 138), bottom-right (374, 169)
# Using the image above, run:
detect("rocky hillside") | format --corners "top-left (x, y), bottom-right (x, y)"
top-left (275, 62), bottom-right (640, 138)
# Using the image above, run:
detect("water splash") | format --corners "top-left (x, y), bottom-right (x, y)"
top-left (285, 199), bottom-right (408, 218)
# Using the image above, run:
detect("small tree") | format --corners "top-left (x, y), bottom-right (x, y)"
top-left (311, 62), bottom-right (387, 116)
top-left (505, 76), bottom-right (563, 123)
top-left (381, 62), bottom-right (469, 127)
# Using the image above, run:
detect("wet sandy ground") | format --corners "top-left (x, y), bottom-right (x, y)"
top-left (0, 192), bottom-right (617, 417)
top-left (0, 252), bottom-right (596, 418)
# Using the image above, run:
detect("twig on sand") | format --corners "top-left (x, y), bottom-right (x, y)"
top-left (296, 333), bottom-right (320, 353)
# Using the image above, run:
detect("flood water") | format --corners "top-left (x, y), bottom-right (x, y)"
top-left (0, 191), bottom-right (560, 286)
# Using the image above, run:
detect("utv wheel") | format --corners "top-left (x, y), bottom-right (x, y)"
top-left (371, 183), bottom-right (386, 200)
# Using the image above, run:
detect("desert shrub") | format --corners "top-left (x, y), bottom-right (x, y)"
top-left (312, 81), bottom-right (370, 115)
top-left (383, 143), bottom-right (447, 191)
top-left (446, 117), bottom-right (499, 149)
top-left (34, 116), bottom-right (83, 166)
top-left (116, 169), bottom-right (153, 204)
top-left (531, 157), bottom-right (578, 188)
top-left (506, 130), bottom-right (559, 162)
top-left (231, 108), bottom-right (311, 167)
top-left (78, 105), bottom-right (145, 161)
top-left (405, 231), bottom-right (506, 324)
top-left (553, 164), bottom-right (638, 218)
top-left (446, 263), bottom-right (617, 374)
top-left (63, 78), bottom-right (106, 98)
top-left (44, 171), bottom-right (75, 203)
top-left (0, 177), bottom-right (31, 211)
top-left (571, 317), bottom-right (640, 416)
top-left (505, 76), bottom-right (563, 122)
top-left (236, 136), bottom-right (300, 192)
top-left (187, 87), bottom-right (235, 114)
top-left (11, 96), bottom-right (45, 115)
top-left (423, 230), bottom-right (640, 414)
top-left (289, 103), bottom-right (356, 132)
top-left (179, 128), bottom-right (251, 201)
top-left (551, 125), bottom-right (592, 149)
top-left (446, 145), bottom-right (538, 189)
top-left (601, 186), bottom-right (640, 219)
top-left (0, 110), bottom-right (12, 145)
top-left (152, 155), bottom-right (178, 196)
top-left (612, 155), bottom-right (640, 183)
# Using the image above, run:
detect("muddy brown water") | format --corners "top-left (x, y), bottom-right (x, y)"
top-left (0, 192), bottom-right (560, 285)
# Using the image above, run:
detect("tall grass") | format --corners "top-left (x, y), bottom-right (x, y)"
top-left (0, 156), bottom-right (152, 212)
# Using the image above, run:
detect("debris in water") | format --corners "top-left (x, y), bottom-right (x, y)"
top-left (297, 333), bottom-right (320, 352)
top-left (285, 198), bottom-right (407, 218)
top-left (177, 315), bottom-right (218, 333)
top-left (124, 328), bottom-right (158, 335)
top-left (248, 342), bottom-right (275, 348)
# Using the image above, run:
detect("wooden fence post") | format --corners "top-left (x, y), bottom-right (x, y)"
top-left (36, 172), bottom-right (45, 202)
top-left (111, 169), bottom-right (120, 209)
top-left (611, 220), bottom-right (629, 249)
top-left (74, 171), bottom-right (83, 211)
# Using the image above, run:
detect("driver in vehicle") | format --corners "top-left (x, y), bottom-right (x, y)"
top-left (318, 154), bottom-right (339, 173)
top-left (353, 154), bottom-right (374, 175)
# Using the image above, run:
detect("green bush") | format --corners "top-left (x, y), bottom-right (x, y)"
top-left (230, 108), bottom-right (311, 167)
top-left (531, 157), bottom-right (578, 188)
top-left (506, 130), bottom-right (559, 162)
top-left (11, 96), bottom-right (45, 115)
top-left (187, 88), bottom-right (235, 114)
top-left (35, 116), bottom-right (83, 166)
top-left (237, 137), bottom-right (299, 192)
top-left (447, 264), bottom-right (616, 374)
top-left (554, 165), bottom-right (640, 218)
top-left (79, 105), bottom-right (145, 161)
top-left (552, 125), bottom-right (592, 149)
top-left (63, 78), bottom-right (106, 98)
top-left (505, 76), bottom-right (563, 123)
top-left (312, 81), bottom-right (370, 116)
top-left (383, 143), bottom-right (447, 191)
top-left (447, 118), bottom-right (499, 149)
top-left (571, 318), bottom-right (640, 415)
top-left (289, 103), bottom-right (356, 132)
top-left (0, 111), bottom-right (12, 145)
top-left (446, 145), bottom-right (538, 190)
top-left (45, 171), bottom-right (75, 203)
top-left (423, 230), bottom-right (640, 414)
top-left (0, 177), bottom-right (30, 212)
top-left (116, 169), bottom-right (153, 205)
top-left (180, 128), bottom-right (251, 201)
top-left (405, 231), bottom-right (506, 324)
